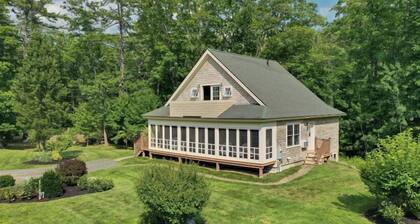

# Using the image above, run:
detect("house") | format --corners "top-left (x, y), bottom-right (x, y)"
top-left (142, 49), bottom-right (345, 176)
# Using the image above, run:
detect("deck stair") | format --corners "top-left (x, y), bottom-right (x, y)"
top-left (304, 138), bottom-right (331, 165)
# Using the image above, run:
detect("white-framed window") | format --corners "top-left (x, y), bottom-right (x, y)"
top-left (266, 129), bottom-right (272, 159)
top-left (202, 85), bottom-right (221, 101)
top-left (207, 128), bottom-right (215, 155)
top-left (190, 87), bottom-right (199, 98)
top-left (198, 128), bottom-right (205, 154)
top-left (287, 123), bottom-right (300, 147)
top-left (150, 125), bottom-right (156, 147)
top-left (223, 86), bottom-right (232, 97)
top-left (171, 126), bottom-right (178, 150)
top-left (250, 130), bottom-right (259, 160)
top-left (219, 128), bottom-right (227, 156)
top-left (180, 126), bottom-right (187, 151)
top-left (239, 129), bottom-right (248, 159)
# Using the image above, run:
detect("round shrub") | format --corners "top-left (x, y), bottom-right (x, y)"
top-left (56, 159), bottom-right (87, 186)
top-left (0, 175), bottom-right (15, 188)
top-left (77, 176), bottom-right (113, 192)
top-left (361, 130), bottom-right (419, 220)
top-left (51, 150), bottom-right (62, 161)
top-left (137, 165), bottom-right (210, 224)
top-left (40, 170), bottom-right (62, 198)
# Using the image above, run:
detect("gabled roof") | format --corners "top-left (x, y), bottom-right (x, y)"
top-left (145, 49), bottom-right (345, 120)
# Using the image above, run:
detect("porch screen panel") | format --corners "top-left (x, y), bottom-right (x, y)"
top-left (266, 129), bottom-right (272, 159)
top-left (228, 129), bottom-right (237, 157)
top-left (157, 125), bottom-right (163, 148)
top-left (189, 127), bottom-right (196, 153)
top-left (207, 128), bottom-right (215, 155)
top-left (219, 129), bottom-right (227, 156)
top-left (164, 126), bottom-right (170, 149)
top-left (198, 128), bottom-right (205, 154)
top-left (180, 127), bottom-right (187, 151)
top-left (171, 126), bottom-right (178, 150)
top-left (239, 130), bottom-right (248, 159)
top-left (151, 125), bottom-right (156, 147)
top-left (250, 130), bottom-right (259, 160)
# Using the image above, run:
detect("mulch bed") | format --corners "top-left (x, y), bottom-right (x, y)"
top-left (365, 208), bottom-right (420, 224)
top-left (0, 186), bottom-right (89, 204)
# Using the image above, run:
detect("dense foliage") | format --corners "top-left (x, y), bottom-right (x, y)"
top-left (56, 159), bottom-right (87, 186)
top-left (40, 170), bottom-right (63, 198)
top-left (0, 175), bottom-right (15, 188)
top-left (137, 165), bottom-right (210, 224)
top-left (77, 176), bottom-right (114, 193)
top-left (361, 130), bottom-right (420, 222)
top-left (0, 0), bottom-right (417, 155)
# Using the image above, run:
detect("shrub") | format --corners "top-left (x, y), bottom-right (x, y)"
top-left (0, 185), bottom-right (25, 202)
top-left (51, 150), bottom-right (62, 161)
top-left (77, 176), bottom-right (114, 192)
top-left (36, 152), bottom-right (52, 163)
top-left (56, 159), bottom-right (87, 186)
top-left (23, 178), bottom-right (40, 199)
top-left (137, 165), bottom-right (210, 224)
top-left (40, 170), bottom-right (62, 198)
top-left (361, 130), bottom-right (419, 221)
top-left (379, 201), bottom-right (404, 224)
top-left (0, 175), bottom-right (15, 188)
top-left (46, 132), bottom-right (73, 152)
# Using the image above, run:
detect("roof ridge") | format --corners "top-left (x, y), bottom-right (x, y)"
top-left (208, 48), bottom-right (277, 63)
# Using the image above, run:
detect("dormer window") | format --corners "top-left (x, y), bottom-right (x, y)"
top-left (223, 86), bottom-right (232, 97)
top-left (190, 87), bottom-right (199, 98)
top-left (202, 85), bottom-right (221, 101)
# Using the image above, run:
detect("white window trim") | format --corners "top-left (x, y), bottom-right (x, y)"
top-left (286, 123), bottom-right (301, 148)
top-left (201, 84), bottom-right (221, 101)
top-left (223, 86), bottom-right (232, 97)
top-left (190, 87), bottom-right (199, 98)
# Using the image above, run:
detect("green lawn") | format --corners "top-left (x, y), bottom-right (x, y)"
top-left (0, 157), bottom-right (375, 223)
top-left (0, 145), bottom-right (133, 170)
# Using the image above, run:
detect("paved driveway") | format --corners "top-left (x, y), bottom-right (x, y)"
top-left (0, 159), bottom-right (117, 182)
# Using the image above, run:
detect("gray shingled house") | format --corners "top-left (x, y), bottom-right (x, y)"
top-left (143, 49), bottom-right (345, 176)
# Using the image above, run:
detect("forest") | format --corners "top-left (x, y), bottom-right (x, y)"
top-left (0, 0), bottom-right (418, 156)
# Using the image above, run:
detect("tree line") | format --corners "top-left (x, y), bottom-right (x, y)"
top-left (0, 0), bottom-right (418, 155)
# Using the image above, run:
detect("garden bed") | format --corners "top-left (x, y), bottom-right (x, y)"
top-left (0, 186), bottom-right (89, 204)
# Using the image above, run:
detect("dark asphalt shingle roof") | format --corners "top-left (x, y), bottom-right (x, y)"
top-left (144, 49), bottom-right (345, 120)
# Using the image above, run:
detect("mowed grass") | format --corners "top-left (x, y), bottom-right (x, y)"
top-left (0, 158), bottom-right (375, 224)
top-left (0, 145), bottom-right (133, 170)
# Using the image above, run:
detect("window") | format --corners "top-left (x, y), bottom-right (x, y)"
top-left (228, 129), bottom-right (237, 157)
top-left (219, 129), bottom-right (227, 156)
top-left (198, 128), bottom-right (205, 154)
top-left (287, 124), bottom-right (300, 147)
top-left (157, 125), bottom-right (163, 148)
top-left (212, 86), bottom-right (220, 100)
top-left (202, 85), bottom-right (220, 101)
top-left (150, 125), bottom-right (156, 147)
top-left (171, 126), bottom-right (178, 150)
top-left (190, 87), bottom-right (198, 98)
top-left (266, 129), bottom-right (272, 159)
top-left (164, 126), bottom-right (170, 149)
top-left (189, 127), bottom-right (196, 153)
top-left (223, 86), bottom-right (232, 97)
top-left (207, 128), bottom-right (215, 155)
top-left (180, 127), bottom-right (187, 151)
top-left (239, 130), bottom-right (248, 159)
top-left (250, 130), bottom-right (259, 160)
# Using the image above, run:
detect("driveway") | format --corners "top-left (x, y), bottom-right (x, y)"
top-left (0, 159), bottom-right (117, 182)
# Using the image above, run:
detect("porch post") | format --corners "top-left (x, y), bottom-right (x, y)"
top-left (148, 123), bottom-right (151, 149)
top-left (177, 126), bottom-right (181, 151)
top-left (260, 127), bottom-right (266, 162)
top-left (169, 125), bottom-right (172, 150)
top-left (215, 128), bottom-right (219, 156)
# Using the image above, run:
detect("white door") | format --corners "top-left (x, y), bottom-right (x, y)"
top-left (308, 122), bottom-right (315, 151)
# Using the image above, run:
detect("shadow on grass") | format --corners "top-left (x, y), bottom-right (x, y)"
top-left (333, 193), bottom-right (375, 214)
top-left (139, 212), bottom-right (206, 224)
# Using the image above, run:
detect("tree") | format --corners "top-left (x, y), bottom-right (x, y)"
top-left (12, 33), bottom-right (71, 149)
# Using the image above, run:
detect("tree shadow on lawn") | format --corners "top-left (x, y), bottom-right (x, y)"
top-left (333, 193), bottom-right (376, 214)
top-left (139, 212), bottom-right (206, 224)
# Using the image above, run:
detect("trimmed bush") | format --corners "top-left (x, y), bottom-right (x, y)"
top-left (137, 165), bottom-right (210, 224)
top-left (361, 130), bottom-right (420, 221)
top-left (0, 185), bottom-right (25, 202)
top-left (23, 178), bottom-right (40, 199)
top-left (0, 175), bottom-right (15, 188)
top-left (379, 201), bottom-right (405, 224)
top-left (56, 159), bottom-right (87, 186)
top-left (77, 176), bottom-right (114, 192)
top-left (40, 170), bottom-right (63, 198)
